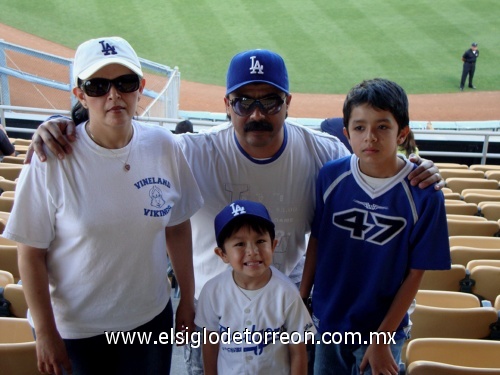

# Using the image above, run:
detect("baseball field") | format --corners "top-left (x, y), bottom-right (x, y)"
top-left (0, 0), bottom-right (498, 120)
top-left (0, 0), bottom-right (498, 94)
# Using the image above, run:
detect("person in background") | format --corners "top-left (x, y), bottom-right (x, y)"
top-left (300, 78), bottom-right (451, 375)
top-left (175, 119), bottom-right (194, 134)
top-left (3, 36), bottom-right (203, 375)
top-left (460, 42), bottom-right (479, 91)
top-left (397, 129), bottom-right (419, 158)
top-left (320, 117), bottom-right (352, 153)
top-left (26, 49), bottom-right (444, 375)
top-left (0, 123), bottom-right (16, 157)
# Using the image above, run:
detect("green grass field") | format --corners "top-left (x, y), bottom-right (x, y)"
top-left (0, 0), bottom-right (498, 94)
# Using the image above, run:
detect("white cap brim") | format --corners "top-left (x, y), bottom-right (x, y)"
top-left (76, 58), bottom-right (143, 86)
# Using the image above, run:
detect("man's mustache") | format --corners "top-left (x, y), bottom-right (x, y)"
top-left (244, 121), bottom-right (273, 132)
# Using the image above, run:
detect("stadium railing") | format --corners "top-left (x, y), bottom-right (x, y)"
top-left (0, 40), bottom-right (180, 119)
top-left (3, 104), bottom-right (500, 166)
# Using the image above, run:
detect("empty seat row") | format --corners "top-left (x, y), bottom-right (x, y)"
top-left (445, 200), bottom-right (500, 221)
top-left (406, 338), bottom-right (500, 374)
top-left (436, 163), bottom-right (500, 172)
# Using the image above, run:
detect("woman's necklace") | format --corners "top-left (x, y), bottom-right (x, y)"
top-left (86, 122), bottom-right (133, 171)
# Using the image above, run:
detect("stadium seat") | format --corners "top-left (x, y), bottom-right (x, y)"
top-left (0, 212), bottom-right (10, 222)
top-left (444, 192), bottom-right (462, 200)
top-left (444, 199), bottom-right (468, 204)
top-left (445, 201), bottom-right (478, 216)
top-left (410, 304), bottom-right (497, 340)
top-left (415, 290), bottom-right (480, 308)
top-left (13, 145), bottom-right (30, 154)
top-left (446, 214), bottom-right (486, 222)
top-left (0, 245), bottom-right (20, 282)
top-left (443, 187), bottom-right (462, 200)
top-left (439, 169), bottom-right (485, 180)
top-left (402, 303), bottom-right (498, 366)
top-left (0, 165), bottom-right (23, 181)
top-left (467, 259), bottom-right (500, 271)
top-left (408, 362), bottom-right (500, 375)
top-left (1, 191), bottom-right (15, 198)
top-left (0, 318), bottom-right (39, 375)
top-left (446, 219), bottom-right (499, 237)
top-left (406, 338), bottom-right (500, 375)
top-left (445, 178), bottom-right (498, 194)
top-left (0, 178), bottom-right (17, 192)
top-left (469, 265), bottom-right (500, 303)
top-left (495, 295), bottom-right (500, 311)
top-left (478, 202), bottom-right (500, 221)
top-left (449, 236), bottom-right (500, 248)
top-left (435, 163), bottom-right (469, 170)
top-left (0, 156), bottom-right (25, 165)
top-left (419, 265), bottom-right (466, 292)
top-left (450, 246), bottom-right (500, 267)
top-left (3, 284), bottom-right (28, 318)
top-left (0, 196), bottom-right (14, 212)
top-left (464, 193), bottom-right (500, 205)
top-left (485, 170), bottom-right (500, 181)
top-left (11, 139), bottom-right (32, 147)
top-left (0, 236), bottom-right (17, 246)
top-left (470, 164), bottom-right (500, 173)
top-left (0, 163), bottom-right (23, 167)
top-left (462, 188), bottom-right (500, 197)
top-left (0, 270), bottom-right (14, 287)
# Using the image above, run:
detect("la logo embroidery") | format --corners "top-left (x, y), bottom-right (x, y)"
top-left (249, 56), bottom-right (264, 75)
top-left (99, 40), bottom-right (117, 56)
top-left (230, 203), bottom-right (247, 217)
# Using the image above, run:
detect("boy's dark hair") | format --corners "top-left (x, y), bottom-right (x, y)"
top-left (217, 215), bottom-right (275, 251)
top-left (342, 78), bottom-right (409, 131)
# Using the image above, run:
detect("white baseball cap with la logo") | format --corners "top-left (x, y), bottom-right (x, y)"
top-left (72, 36), bottom-right (143, 86)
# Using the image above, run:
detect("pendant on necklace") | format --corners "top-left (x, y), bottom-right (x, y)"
top-left (124, 164), bottom-right (131, 171)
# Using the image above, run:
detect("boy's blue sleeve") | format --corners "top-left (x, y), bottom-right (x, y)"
top-left (310, 165), bottom-right (329, 239)
top-left (409, 190), bottom-right (451, 270)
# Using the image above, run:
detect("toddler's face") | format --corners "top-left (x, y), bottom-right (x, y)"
top-left (216, 224), bottom-right (276, 289)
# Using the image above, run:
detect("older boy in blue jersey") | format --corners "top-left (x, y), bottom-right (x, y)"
top-left (300, 78), bottom-right (451, 375)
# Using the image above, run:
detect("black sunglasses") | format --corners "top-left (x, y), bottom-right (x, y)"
top-left (229, 95), bottom-right (286, 117)
top-left (80, 74), bottom-right (141, 97)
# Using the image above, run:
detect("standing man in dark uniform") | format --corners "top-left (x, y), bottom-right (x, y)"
top-left (460, 42), bottom-right (479, 91)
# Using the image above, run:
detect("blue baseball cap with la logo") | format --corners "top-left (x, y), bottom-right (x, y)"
top-left (226, 49), bottom-right (289, 95)
top-left (214, 200), bottom-right (275, 247)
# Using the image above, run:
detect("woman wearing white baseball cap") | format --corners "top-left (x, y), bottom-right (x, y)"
top-left (4, 36), bottom-right (203, 374)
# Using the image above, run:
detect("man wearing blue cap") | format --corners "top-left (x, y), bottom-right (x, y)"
top-left (28, 48), bottom-right (443, 374)
top-left (460, 42), bottom-right (479, 91)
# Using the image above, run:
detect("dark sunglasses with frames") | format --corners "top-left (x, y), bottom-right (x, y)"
top-left (80, 74), bottom-right (141, 97)
top-left (229, 95), bottom-right (286, 117)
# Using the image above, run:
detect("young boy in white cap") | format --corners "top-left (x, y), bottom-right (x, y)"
top-left (195, 200), bottom-right (315, 375)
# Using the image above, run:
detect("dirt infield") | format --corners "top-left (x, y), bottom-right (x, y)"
top-left (2, 22), bottom-right (499, 121)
